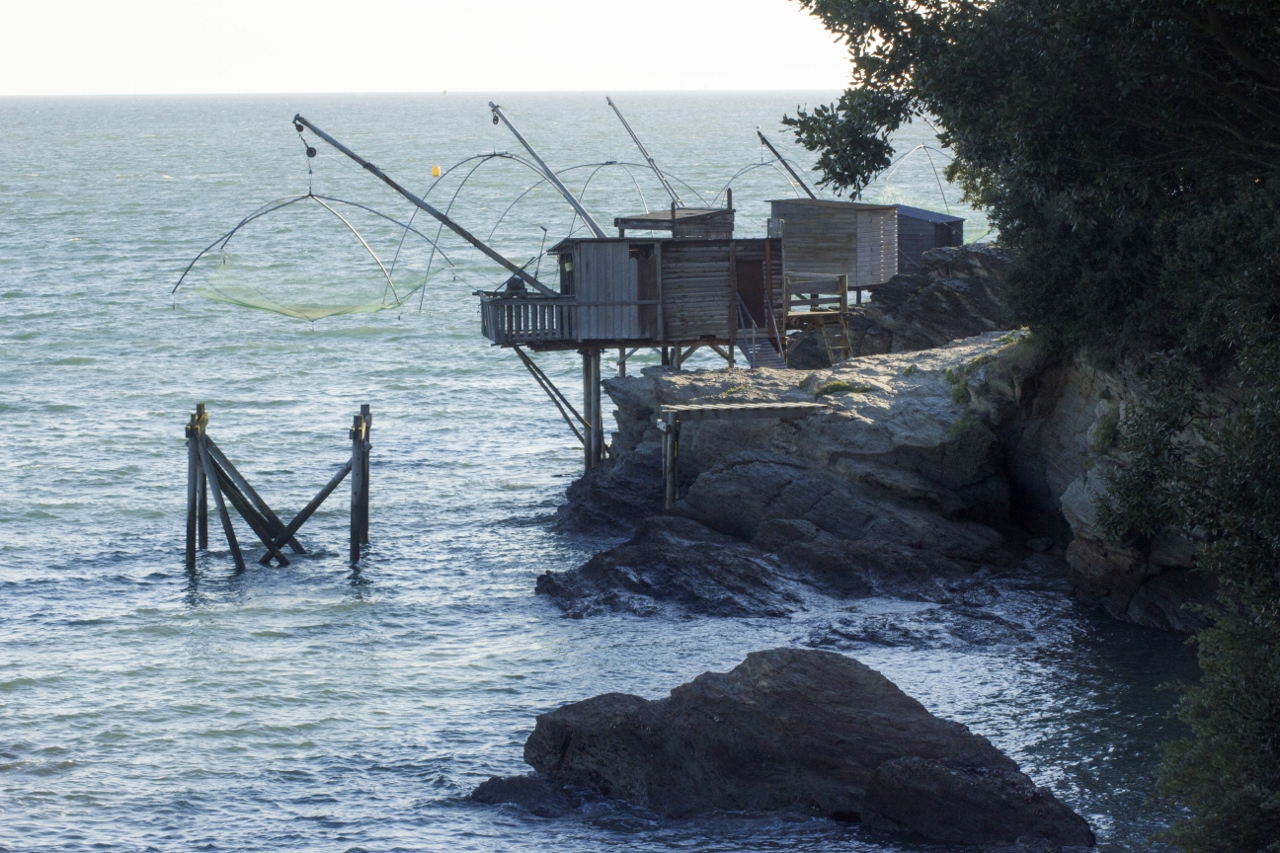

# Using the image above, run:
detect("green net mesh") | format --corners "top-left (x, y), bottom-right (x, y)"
top-left (178, 195), bottom-right (444, 321)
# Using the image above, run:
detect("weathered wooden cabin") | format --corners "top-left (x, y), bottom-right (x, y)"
top-left (767, 198), bottom-right (900, 363)
top-left (896, 204), bottom-right (965, 274)
top-left (479, 234), bottom-right (786, 469)
top-left (481, 235), bottom-right (784, 363)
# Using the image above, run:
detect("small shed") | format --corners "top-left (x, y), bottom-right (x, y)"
top-left (896, 205), bottom-right (964, 274)
top-left (767, 199), bottom-right (899, 290)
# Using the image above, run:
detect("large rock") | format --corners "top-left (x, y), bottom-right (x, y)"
top-left (511, 648), bottom-right (1094, 846)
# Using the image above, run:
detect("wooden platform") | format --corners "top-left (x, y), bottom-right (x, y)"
top-left (658, 402), bottom-right (828, 421)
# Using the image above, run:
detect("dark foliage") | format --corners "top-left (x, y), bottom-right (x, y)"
top-left (785, 1), bottom-right (1280, 849)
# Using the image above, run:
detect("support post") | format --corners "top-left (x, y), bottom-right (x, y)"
top-left (590, 350), bottom-right (603, 468)
top-left (618, 347), bottom-right (626, 378)
top-left (196, 404), bottom-right (208, 549)
top-left (350, 413), bottom-right (367, 564)
top-left (185, 413), bottom-right (198, 569)
top-left (360, 404), bottom-right (371, 546)
top-left (662, 411), bottom-right (679, 509)
top-left (196, 429), bottom-right (245, 573)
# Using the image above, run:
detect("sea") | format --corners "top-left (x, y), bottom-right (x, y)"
top-left (0, 93), bottom-right (1195, 852)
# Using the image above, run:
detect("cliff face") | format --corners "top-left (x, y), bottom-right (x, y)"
top-left (983, 354), bottom-right (1210, 630)
top-left (555, 330), bottom-right (1209, 632)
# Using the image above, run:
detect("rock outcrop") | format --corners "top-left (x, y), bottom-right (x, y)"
top-left (552, 325), bottom-right (1209, 631)
top-left (478, 649), bottom-right (1094, 847)
top-left (547, 332), bottom-right (1023, 616)
top-left (975, 351), bottom-right (1212, 631)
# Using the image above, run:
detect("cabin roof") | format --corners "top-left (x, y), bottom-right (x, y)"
top-left (548, 234), bottom-right (775, 254)
top-left (896, 204), bottom-right (965, 224)
top-left (613, 207), bottom-right (734, 229)
top-left (768, 198), bottom-right (897, 212)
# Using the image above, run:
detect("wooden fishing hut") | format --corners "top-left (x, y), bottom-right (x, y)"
top-left (767, 198), bottom-right (899, 362)
top-left (478, 229), bottom-right (787, 468)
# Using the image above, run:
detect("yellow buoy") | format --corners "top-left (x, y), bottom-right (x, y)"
top-left (431, 165), bottom-right (441, 178)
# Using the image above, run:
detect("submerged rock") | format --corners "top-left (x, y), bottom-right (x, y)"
top-left (469, 774), bottom-right (577, 817)
top-left (479, 648), bottom-right (1093, 847)
top-left (535, 516), bottom-right (804, 618)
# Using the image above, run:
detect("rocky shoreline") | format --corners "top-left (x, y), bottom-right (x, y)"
top-left (547, 246), bottom-right (1208, 632)
top-left (472, 247), bottom-right (1202, 844)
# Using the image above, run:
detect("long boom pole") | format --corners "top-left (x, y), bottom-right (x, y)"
top-left (292, 114), bottom-right (557, 297)
top-left (757, 128), bottom-right (818, 200)
top-left (606, 96), bottom-right (682, 208)
top-left (489, 102), bottom-right (609, 239)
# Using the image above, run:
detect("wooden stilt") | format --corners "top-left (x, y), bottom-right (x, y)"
top-left (185, 413), bottom-right (198, 569)
top-left (662, 410), bottom-right (679, 509)
top-left (582, 349), bottom-right (596, 470)
top-left (350, 414), bottom-right (366, 564)
top-left (196, 431), bottom-right (245, 573)
top-left (359, 405), bottom-right (371, 546)
top-left (618, 347), bottom-right (626, 378)
top-left (590, 349), bottom-right (603, 468)
top-left (196, 404), bottom-right (209, 549)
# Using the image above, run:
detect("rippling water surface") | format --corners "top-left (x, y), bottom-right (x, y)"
top-left (0, 93), bottom-right (1193, 852)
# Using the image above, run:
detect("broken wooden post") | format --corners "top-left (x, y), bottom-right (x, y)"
top-left (184, 404), bottom-right (372, 571)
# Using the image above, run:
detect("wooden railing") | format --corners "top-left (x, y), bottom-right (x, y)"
top-left (480, 296), bottom-right (576, 345)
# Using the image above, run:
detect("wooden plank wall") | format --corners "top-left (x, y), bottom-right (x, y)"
top-left (774, 203), bottom-right (858, 282)
top-left (660, 241), bottom-right (734, 340)
top-left (576, 242), bottom-right (641, 341)
top-left (855, 208), bottom-right (898, 287)
top-left (774, 203), bottom-right (898, 289)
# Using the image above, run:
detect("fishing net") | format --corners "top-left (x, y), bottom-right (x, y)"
top-left (175, 194), bottom-right (451, 321)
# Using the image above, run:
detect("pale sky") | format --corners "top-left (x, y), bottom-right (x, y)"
top-left (0, 0), bottom-right (852, 96)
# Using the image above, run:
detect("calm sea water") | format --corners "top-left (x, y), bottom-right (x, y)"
top-left (0, 93), bottom-right (1191, 852)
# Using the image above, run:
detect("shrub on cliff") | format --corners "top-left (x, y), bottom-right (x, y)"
top-left (785, 0), bottom-right (1280, 848)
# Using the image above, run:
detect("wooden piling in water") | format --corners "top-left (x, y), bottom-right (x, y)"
top-left (185, 413), bottom-right (199, 569)
top-left (359, 405), bottom-right (371, 547)
top-left (196, 403), bottom-right (209, 549)
top-left (195, 425), bottom-right (246, 573)
top-left (183, 403), bottom-right (371, 571)
top-left (350, 411), bottom-right (370, 563)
